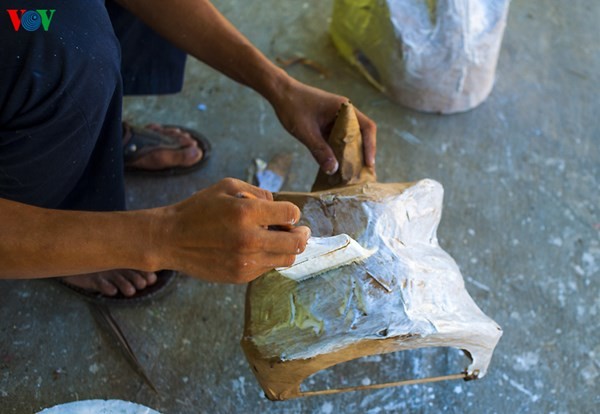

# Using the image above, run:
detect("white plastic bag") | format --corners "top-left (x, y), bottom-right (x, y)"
top-left (330, 0), bottom-right (511, 113)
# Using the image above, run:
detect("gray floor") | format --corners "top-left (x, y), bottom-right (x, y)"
top-left (1, 0), bottom-right (598, 413)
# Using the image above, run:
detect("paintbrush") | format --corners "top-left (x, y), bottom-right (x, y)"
top-left (236, 192), bottom-right (375, 282)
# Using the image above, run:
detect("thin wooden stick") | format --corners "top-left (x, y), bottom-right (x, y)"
top-left (276, 56), bottom-right (330, 78)
top-left (89, 304), bottom-right (159, 393)
top-left (299, 372), bottom-right (467, 398)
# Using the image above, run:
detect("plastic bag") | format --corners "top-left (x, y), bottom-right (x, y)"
top-left (330, 0), bottom-right (511, 113)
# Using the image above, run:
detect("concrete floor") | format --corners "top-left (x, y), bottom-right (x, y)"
top-left (1, 0), bottom-right (598, 412)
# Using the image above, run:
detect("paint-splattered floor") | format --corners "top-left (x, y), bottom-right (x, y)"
top-left (1, 0), bottom-right (598, 413)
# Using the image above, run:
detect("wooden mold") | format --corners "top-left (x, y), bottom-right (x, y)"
top-left (241, 102), bottom-right (502, 400)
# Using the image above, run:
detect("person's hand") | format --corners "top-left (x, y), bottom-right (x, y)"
top-left (156, 178), bottom-right (310, 284)
top-left (269, 77), bottom-right (377, 175)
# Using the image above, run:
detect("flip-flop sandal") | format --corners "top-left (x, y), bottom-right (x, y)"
top-left (123, 123), bottom-right (212, 176)
top-left (57, 269), bottom-right (179, 305)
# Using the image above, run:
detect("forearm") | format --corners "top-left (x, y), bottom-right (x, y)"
top-left (116, 0), bottom-right (290, 103)
top-left (0, 198), bottom-right (160, 279)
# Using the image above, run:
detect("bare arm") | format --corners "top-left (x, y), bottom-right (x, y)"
top-left (116, 0), bottom-right (377, 173)
top-left (0, 179), bottom-right (309, 283)
top-left (117, 0), bottom-right (286, 104)
top-left (0, 197), bottom-right (157, 278)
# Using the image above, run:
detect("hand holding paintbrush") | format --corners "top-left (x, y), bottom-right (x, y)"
top-left (235, 190), bottom-right (300, 233)
top-left (156, 178), bottom-right (310, 284)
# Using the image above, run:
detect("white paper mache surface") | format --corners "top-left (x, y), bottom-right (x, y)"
top-left (37, 399), bottom-right (161, 414)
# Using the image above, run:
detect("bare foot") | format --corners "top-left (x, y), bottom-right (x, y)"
top-left (124, 123), bottom-right (204, 171)
top-left (60, 269), bottom-right (158, 297)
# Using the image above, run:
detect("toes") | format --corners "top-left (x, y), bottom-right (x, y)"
top-left (130, 124), bottom-right (203, 171)
top-left (163, 128), bottom-right (196, 147)
top-left (145, 124), bottom-right (197, 147)
top-left (95, 277), bottom-right (119, 296)
top-left (112, 274), bottom-right (137, 297)
top-left (61, 270), bottom-right (157, 297)
top-left (154, 145), bottom-right (202, 168)
top-left (144, 272), bottom-right (158, 285)
top-left (101, 270), bottom-right (158, 296)
top-left (122, 270), bottom-right (148, 290)
top-left (120, 270), bottom-right (158, 290)
top-left (180, 145), bottom-right (203, 166)
top-left (127, 145), bottom-right (203, 170)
